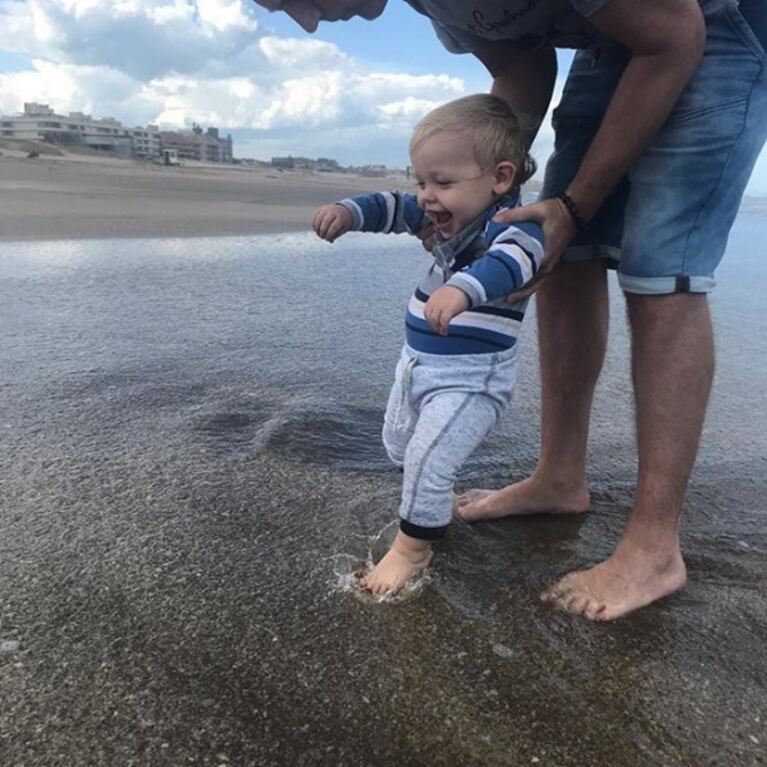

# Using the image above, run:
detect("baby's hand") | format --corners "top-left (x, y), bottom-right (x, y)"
top-left (313, 204), bottom-right (352, 243)
top-left (424, 285), bottom-right (470, 336)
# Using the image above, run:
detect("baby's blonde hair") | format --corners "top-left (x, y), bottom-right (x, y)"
top-left (409, 94), bottom-right (536, 185)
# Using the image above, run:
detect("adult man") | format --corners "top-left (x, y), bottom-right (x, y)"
top-left (256, 0), bottom-right (767, 620)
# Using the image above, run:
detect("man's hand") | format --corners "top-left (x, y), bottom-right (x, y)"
top-left (313, 204), bottom-right (352, 242)
top-left (492, 196), bottom-right (576, 300)
top-left (424, 285), bottom-right (470, 335)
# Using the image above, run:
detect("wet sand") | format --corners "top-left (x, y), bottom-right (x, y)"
top-left (1, 229), bottom-right (766, 765)
top-left (0, 154), bottom-right (765, 765)
top-left (0, 149), bottom-right (408, 241)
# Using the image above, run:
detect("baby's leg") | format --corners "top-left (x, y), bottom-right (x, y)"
top-left (363, 390), bottom-right (499, 594)
top-left (381, 347), bottom-right (418, 468)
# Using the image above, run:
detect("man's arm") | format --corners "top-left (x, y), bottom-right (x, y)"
top-left (495, 0), bottom-right (705, 289)
top-left (474, 43), bottom-right (558, 149)
top-left (566, 0), bottom-right (705, 222)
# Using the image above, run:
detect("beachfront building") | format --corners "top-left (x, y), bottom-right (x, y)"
top-left (130, 125), bottom-right (162, 159)
top-left (0, 103), bottom-right (159, 157)
top-left (271, 156), bottom-right (315, 170)
top-left (0, 104), bottom-right (235, 163)
top-left (359, 164), bottom-right (388, 178)
top-left (316, 157), bottom-right (341, 172)
top-left (158, 126), bottom-right (234, 164)
top-left (271, 156), bottom-right (341, 172)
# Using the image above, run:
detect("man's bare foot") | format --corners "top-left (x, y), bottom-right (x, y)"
top-left (360, 531), bottom-right (432, 596)
top-left (541, 544), bottom-right (687, 621)
top-left (455, 477), bottom-right (589, 522)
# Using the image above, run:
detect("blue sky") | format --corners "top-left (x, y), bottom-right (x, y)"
top-left (2, 0), bottom-right (766, 194)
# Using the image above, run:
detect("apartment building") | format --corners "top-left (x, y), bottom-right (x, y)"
top-left (130, 126), bottom-right (162, 158)
top-left (0, 104), bottom-right (232, 163)
top-left (271, 156), bottom-right (342, 172)
top-left (0, 103), bottom-right (151, 156)
top-left (159, 126), bottom-right (233, 164)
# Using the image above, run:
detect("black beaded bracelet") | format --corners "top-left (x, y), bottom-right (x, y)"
top-left (557, 191), bottom-right (587, 236)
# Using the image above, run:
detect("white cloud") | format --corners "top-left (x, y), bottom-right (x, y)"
top-left (0, 0), bottom-right (473, 165)
top-left (0, 0), bottom-right (260, 79)
top-left (196, 0), bottom-right (256, 33)
top-left (378, 97), bottom-right (440, 120)
top-left (258, 35), bottom-right (350, 71)
top-left (2, 1), bottom-right (767, 186)
top-left (259, 71), bottom-right (345, 127)
top-left (353, 72), bottom-right (462, 100)
top-left (0, 58), bottom-right (163, 122)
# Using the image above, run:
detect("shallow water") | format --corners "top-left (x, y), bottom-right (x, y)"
top-left (0, 220), bottom-right (765, 765)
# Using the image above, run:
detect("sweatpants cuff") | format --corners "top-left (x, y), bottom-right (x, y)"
top-left (400, 519), bottom-right (448, 540)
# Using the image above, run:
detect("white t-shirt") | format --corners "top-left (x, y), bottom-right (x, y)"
top-left (404, 0), bottom-right (730, 52)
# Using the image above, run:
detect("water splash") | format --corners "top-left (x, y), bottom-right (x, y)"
top-left (330, 519), bottom-right (433, 604)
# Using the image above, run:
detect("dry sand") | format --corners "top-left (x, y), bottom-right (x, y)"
top-left (0, 144), bottom-right (409, 242)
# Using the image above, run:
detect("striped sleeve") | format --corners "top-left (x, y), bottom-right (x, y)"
top-left (446, 219), bottom-right (544, 306)
top-left (337, 192), bottom-right (427, 235)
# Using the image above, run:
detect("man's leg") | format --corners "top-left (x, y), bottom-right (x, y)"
top-left (456, 257), bottom-right (608, 520)
top-left (543, 292), bottom-right (711, 620)
top-left (541, 0), bottom-right (767, 620)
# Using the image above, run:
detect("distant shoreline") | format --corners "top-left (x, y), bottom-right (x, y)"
top-left (0, 147), bottom-right (409, 242)
top-left (2, 144), bottom-right (762, 243)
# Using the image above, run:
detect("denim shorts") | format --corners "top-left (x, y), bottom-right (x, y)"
top-left (541, 0), bottom-right (767, 294)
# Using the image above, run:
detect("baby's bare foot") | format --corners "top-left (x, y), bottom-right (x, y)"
top-left (360, 531), bottom-right (432, 596)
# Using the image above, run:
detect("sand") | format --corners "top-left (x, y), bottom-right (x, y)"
top-left (0, 145), bottom-right (410, 242)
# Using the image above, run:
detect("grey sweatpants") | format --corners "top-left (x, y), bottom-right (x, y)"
top-left (382, 343), bottom-right (521, 540)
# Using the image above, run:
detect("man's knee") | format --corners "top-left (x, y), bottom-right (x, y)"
top-left (625, 291), bottom-right (710, 329)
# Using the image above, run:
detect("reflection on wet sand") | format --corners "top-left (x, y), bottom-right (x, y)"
top-left (0, 228), bottom-right (765, 765)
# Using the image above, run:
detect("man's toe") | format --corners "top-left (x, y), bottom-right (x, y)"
top-left (565, 592), bottom-right (590, 616)
top-left (456, 489), bottom-right (490, 507)
top-left (542, 574), bottom-right (576, 603)
top-left (583, 599), bottom-right (606, 621)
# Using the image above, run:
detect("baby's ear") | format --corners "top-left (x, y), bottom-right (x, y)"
top-left (493, 161), bottom-right (517, 194)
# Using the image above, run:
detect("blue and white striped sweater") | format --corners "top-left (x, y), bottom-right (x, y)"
top-left (338, 191), bottom-right (544, 355)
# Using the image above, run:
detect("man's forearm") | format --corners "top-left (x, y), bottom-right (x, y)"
top-left (475, 44), bottom-right (558, 149)
top-left (567, 0), bottom-right (705, 220)
top-left (568, 50), bottom-right (702, 220)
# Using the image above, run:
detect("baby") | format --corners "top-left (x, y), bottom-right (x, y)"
top-left (313, 94), bottom-right (543, 595)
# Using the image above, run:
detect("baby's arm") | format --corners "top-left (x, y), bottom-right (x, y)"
top-left (336, 192), bottom-right (428, 235)
top-left (313, 204), bottom-right (352, 243)
top-left (313, 192), bottom-right (425, 243)
top-left (423, 220), bottom-right (544, 335)
top-left (446, 220), bottom-right (545, 306)
top-left (424, 285), bottom-right (470, 336)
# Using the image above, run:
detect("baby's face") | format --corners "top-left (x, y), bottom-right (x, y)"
top-left (410, 131), bottom-right (508, 239)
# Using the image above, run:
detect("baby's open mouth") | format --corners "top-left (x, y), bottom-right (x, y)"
top-left (430, 211), bottom-right (452, 228)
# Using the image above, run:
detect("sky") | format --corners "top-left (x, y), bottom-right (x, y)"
top-left (2, 0), bottom-right (767, 194)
